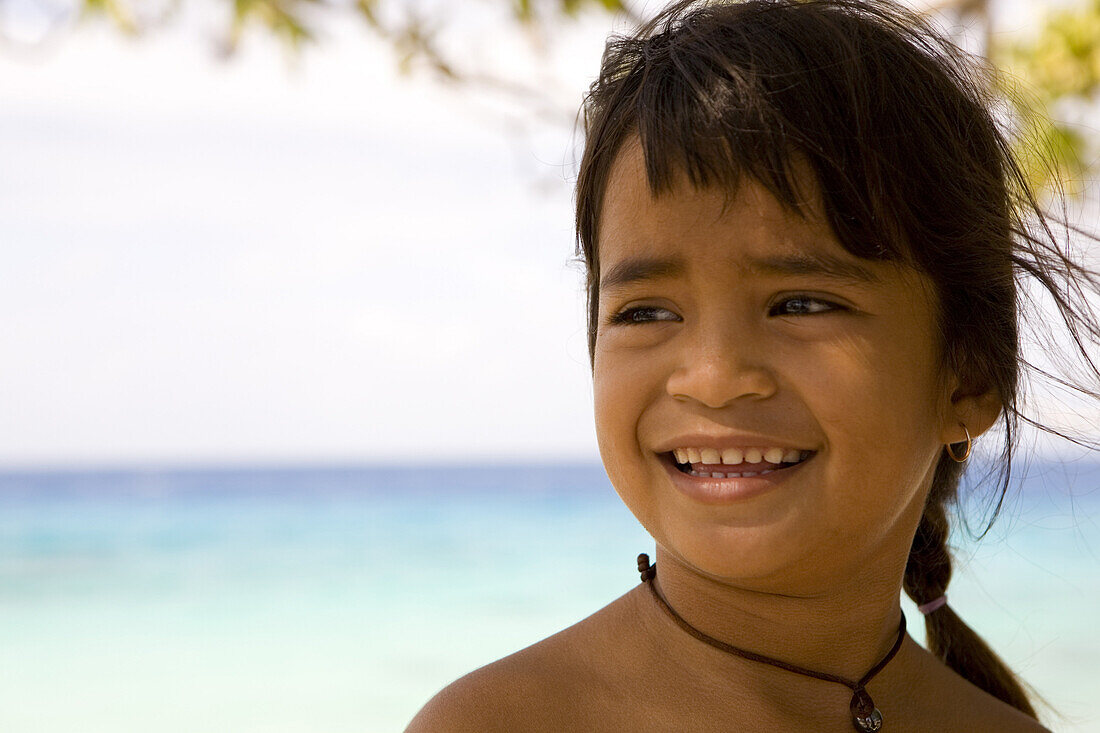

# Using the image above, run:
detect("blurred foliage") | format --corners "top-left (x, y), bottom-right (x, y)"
top-left (14, 0), bottom-right (1100, 196)
top-left (226, 0), bottom-right (632, 59)
top-left (81, 0), bottom-right (141, 33)
top-left (65, 0), bottom-right (636, 63)
top-left (993, 0), bottom-right (1100, 197)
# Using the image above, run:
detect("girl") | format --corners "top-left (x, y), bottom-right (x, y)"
top-left (408, 1), bottom-right (1100, 730)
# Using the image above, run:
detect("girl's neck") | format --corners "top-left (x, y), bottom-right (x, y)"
top-left (647, 544), bottom-right (909, 683)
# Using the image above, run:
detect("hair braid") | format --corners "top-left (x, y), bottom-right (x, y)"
top-left (904, 461), bottom-right (1037, 718)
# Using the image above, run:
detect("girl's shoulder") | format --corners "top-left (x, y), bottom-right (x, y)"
top-left (403, 586), bottom-right (647, 733)
top-left (405, 587), bottom-right (1053, 733)
top-left (897, 639), bottom-right (1052, 733)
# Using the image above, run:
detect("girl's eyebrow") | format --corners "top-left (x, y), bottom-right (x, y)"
top-left (600, 256), bottom-right (686, 292)
top-left (746, 252), bottom-right (882, 285)
top-left (599, 251), bottom-right (880, 293)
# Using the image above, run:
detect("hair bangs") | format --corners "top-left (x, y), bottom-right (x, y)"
top-left (630, 24), bottom-right (809, 216)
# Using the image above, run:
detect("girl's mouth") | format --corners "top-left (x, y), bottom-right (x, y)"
top-left (659, 449), bottom-right (817, 504)
top-left (664, 449), bottom-right (815, 479)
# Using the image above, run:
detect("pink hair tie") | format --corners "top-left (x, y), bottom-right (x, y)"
top-left (918, 595), bottom-right (948, 615)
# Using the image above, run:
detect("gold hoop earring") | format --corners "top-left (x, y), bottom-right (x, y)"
top-left (946, 423), bottom-right (972, 462)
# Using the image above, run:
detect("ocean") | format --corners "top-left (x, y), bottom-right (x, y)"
top-left (0, 461), bottom-right (1097, 732)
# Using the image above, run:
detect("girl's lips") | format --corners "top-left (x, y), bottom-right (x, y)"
top-left (660, 450), bottom-right (814, 505)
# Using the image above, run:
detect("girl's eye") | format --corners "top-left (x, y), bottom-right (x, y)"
top-left (769, 297), bottom-right (843, 316)
top-left (608, 306), bottom-right (680, 325)
top-left (607, 299), bottom-right (842, 325)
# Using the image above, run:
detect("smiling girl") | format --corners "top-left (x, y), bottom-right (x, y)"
top-left (407, 1), bottom-right (1100, 731)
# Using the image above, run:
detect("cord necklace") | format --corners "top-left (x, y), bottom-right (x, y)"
top-left (637, 553), bottom-right (906, 732)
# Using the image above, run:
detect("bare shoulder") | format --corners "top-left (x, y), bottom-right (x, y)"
top-left (403, 587), bottom-right (645, 733)
top-left (899, 643), bottom-right (1051, 733)
top-left (949, 683), bottom-right (1050, 732)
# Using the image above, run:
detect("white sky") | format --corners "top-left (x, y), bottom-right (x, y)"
top-left (0, 0), bottom-right (1092, 468)
top-left (0, 5), bottom-right (623, 467)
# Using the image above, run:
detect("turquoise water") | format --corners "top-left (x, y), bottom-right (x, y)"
top-left (0, 462), bottom-right (1097, 732)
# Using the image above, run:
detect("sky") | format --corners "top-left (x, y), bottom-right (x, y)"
top-left (0, 3), bottom-right (624, 467)
top-left (0, 0), bottom-right (1093, 468)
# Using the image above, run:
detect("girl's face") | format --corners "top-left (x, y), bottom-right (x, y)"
top-left (593, 143), bottom-right (965, 591)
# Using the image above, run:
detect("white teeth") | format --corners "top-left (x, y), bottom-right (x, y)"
top-left (721, 448), bottom-right (743, 465)
top-left (672, 446), bottom-right (811, 466)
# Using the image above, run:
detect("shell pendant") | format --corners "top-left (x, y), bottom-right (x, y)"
top-left (850, 689), bottom-right (884, 732)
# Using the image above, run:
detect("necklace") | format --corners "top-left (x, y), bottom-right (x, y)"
top-left (637, 553), bottom-right (906, 733)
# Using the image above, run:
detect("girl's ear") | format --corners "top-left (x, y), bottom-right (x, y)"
top-left (941, 381), bottom-right (1002, 445)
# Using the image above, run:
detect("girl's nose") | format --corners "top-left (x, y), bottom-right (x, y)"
top-left (665, 330), bottom-right (778, 409)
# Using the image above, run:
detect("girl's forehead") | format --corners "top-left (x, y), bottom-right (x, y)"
top-left (599, 145), bottom-right (834, 267)
top-left (594, 140), bottom-right (926, 301)
top-left (599, 139), bottom-right (829, 255)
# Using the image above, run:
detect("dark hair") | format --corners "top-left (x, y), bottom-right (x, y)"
top-left (575, 0), bottom-right (1100, 719)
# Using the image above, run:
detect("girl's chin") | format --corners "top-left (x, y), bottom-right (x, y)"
top-left (654, 513), bottom-right (899, 596)
top-left (653, 523), bottom-right (815, 585)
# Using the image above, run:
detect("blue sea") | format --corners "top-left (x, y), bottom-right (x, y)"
top-left (0, 461), bottom-right (1097, 732)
